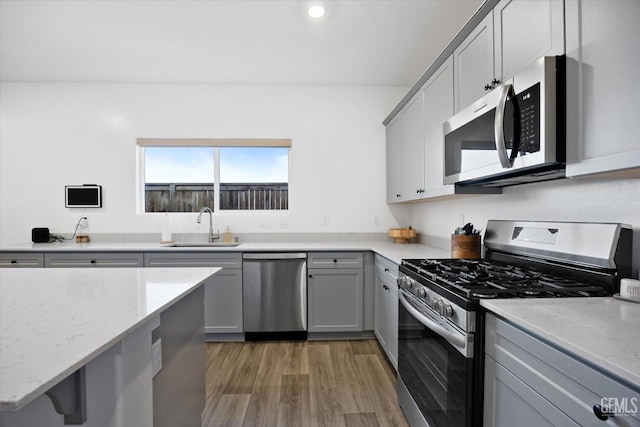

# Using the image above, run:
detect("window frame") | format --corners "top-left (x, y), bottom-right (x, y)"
top-left (136, 138), bottom-right (291, 214)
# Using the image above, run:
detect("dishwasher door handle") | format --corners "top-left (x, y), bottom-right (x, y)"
top-left (243, 253), bottom-right (307, 260)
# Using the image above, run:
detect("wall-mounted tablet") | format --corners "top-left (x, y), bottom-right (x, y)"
top-left (65, 185), bottom-right (102, 208)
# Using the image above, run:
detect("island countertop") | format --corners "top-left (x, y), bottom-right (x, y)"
top-left (481, 297), bottom-right (640, 388)
top-left (0, 267), bottom-right (221, 411)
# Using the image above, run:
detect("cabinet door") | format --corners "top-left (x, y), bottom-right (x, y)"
top-left (386, 115), bottom-right (403, 203)
top-left (387, 284), bottom-right (398, 370)
top-left (44, 252), bottom-right (144, 267)
top-left (422, 55), bottom-right (455, 196)
top-left (566, 0), bottom-right (640, 177)
top-left (454, 13), bottom-right (495, 112)
top-left (484, 355), bottom-right (580, 427)
top-left (204, 268), bottom-right (243, 334)
top-left (308, 269), bottom-right (363, 332)
top-left (400, 93), bottom-right (425, 199)
top-left (374, 268), bottom-right (389, 350)
top-left (494, 0), bottom-right (564, 82)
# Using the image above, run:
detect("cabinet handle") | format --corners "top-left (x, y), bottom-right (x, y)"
top-left (593, 404), bottom-right (612, 421)
top-left (90, 260), bottom-right (96, 264)
top-left (491, 78), bottom-right (501, 85)
top-left (10, 260), bottom-right (18, 264)
top-left (333, 259), bottom-right (338, 263)
top-left (396, 194), bottom-right (401, 198)
top-left (384, 268), bottom-right (390, 272)
top-left (484, 84), bottom-right (493, 91)
top-left (308, 274), bottom-right (313, 278)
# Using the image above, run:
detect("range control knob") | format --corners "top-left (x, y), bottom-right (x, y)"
top-left (433, 299), bottom-right (443, 313)
top-left (442, 303), bottom-right (453, 318)
top-left (417, 288), bottom-right (427, 299)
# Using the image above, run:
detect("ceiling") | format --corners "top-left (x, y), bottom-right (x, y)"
top-left (0, 0), bottom-right (484, 87)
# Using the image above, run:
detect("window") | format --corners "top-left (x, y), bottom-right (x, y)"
top-left (138, 139), bottom-right (290, 213)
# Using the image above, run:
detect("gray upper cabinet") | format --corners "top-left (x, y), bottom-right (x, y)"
top-left (400, 93), bottom-right (425, 198)
top-left (386, 94), bottom-right (423, 203)
top-left (565, 0), bottom-right (640, 177)
top-left (454, 0), bottom-right (564, 113)
top-left (386, 56), bottom-right (455, 203)
top-left (454, 13), bottom-right (495, 112)
top-left (422, 56), bottom-right (455, 197)
top-left (493, 0), bottom-right (564, 84)
top-left (386, 115), bottom-right (402, 203)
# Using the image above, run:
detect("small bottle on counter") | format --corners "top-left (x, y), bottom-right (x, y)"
top-left (223, 225), bottom-right (233, 243)
top-left (161, 214), bottom-right (172, 243)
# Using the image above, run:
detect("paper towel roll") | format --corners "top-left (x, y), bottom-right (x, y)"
top-left (161, 214), bottom-right (172, 243)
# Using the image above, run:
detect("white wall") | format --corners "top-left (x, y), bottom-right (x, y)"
top-left (0, 83), bottom-right (410, 245)
top-left (410, 177), bottom-right (640, 276)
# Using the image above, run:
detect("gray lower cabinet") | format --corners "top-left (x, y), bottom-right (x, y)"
top-left (484, 313), bottom-right (640, 427)
top-left (44, 252), bottom-right (144, 267)
top-left (374, 255), bottom-right (399, 370)
top-left (308, 252), bottom-right (364, 333)
top-left (143, 252), bottom-right (243, 335)
top-left (0, 252), bottom-right (44, 268)
top-left (152, 285), bottom-right (205, 427)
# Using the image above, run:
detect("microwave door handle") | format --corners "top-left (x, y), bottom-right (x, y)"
top-left (494, 83), bottom-right (515, 168)
top-left (399, 292), bottom-right (470, 357)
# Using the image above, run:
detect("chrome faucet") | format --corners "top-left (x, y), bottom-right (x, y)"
top-left (196, 207), bottom-right (220, 243)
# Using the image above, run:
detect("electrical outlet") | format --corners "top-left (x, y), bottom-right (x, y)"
top-left (278, 222), bottom-right (288, 229)
top-left (372, 216), bottom-right (380, 226)
top-left (322, 216), bottom-right (330, 226)
top-left (151, 338), bottom-right (162, 377)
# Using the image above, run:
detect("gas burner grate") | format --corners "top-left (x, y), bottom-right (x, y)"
top-left (400, 258), bottom-right (610, 301)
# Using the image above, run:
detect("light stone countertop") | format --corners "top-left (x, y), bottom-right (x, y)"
top-left (481, 297), bottom-right (640, 388)
top-left (0, 267), bottom-right (221, 411)
top-left (1, 240), bottom-right (453, 265)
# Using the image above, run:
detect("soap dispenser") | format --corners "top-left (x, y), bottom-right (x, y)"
top-left (223, 226), bottom-right (233, 243)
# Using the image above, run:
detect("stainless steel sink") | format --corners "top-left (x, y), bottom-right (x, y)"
top-left (163, 242), bottom-right (241, 248)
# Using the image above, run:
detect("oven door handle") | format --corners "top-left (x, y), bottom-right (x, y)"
top-left (399, 292), bottom-right (468, 353)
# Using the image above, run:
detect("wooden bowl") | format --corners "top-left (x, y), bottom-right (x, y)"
top-left (388, 228), bottom-right (417, 244)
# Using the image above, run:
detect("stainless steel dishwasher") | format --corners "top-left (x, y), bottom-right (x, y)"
top-left (242, 252), bottom-right (307, 340)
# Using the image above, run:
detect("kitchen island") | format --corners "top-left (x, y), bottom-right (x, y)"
top-left (0, 267), bottom-right (220, 427)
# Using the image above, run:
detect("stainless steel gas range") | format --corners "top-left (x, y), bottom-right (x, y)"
top-left (396, 220), bottom-right (632, 427)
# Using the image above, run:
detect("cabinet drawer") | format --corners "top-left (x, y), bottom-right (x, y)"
top-left (374, 254), bottom-right (399, 280)
top-left (0, 252), bottom-right (45, 268)
top-left (308, 252), bottom-right (364, 269)
top-left (45, 252), bottom-right (143, 268)
top-left (144, 252), bottom-right (242, 268)
top-left (486, 314), bottom-right (640, 425)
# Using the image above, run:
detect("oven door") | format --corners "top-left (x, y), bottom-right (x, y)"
top-left (397, 291), bottom-right (476, 427)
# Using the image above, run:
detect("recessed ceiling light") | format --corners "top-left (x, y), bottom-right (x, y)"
top-left (307, 4), bottom-right (326, 19)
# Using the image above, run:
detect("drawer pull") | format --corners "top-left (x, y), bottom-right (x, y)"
top-left (593, 404), bottom-right (613, 421)
top-left (11, 260), bottom-right (17, 264)
top-left (333, 259), bottom-right (338, 263)
top-left (90, 260), bottom-right (97, 264)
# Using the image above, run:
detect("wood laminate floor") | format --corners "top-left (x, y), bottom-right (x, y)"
top-left (202, 340), bottom-right (409, 427)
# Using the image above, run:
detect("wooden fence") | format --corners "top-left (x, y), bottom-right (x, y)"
top-left (145, 183), bottom-right (288, 212)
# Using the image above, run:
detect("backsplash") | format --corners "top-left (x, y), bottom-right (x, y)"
top-left (411, 177), bottom-right (640, 277)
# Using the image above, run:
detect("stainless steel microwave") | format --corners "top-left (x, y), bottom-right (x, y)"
top-left (443, 56), bottom-right (565, 187)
